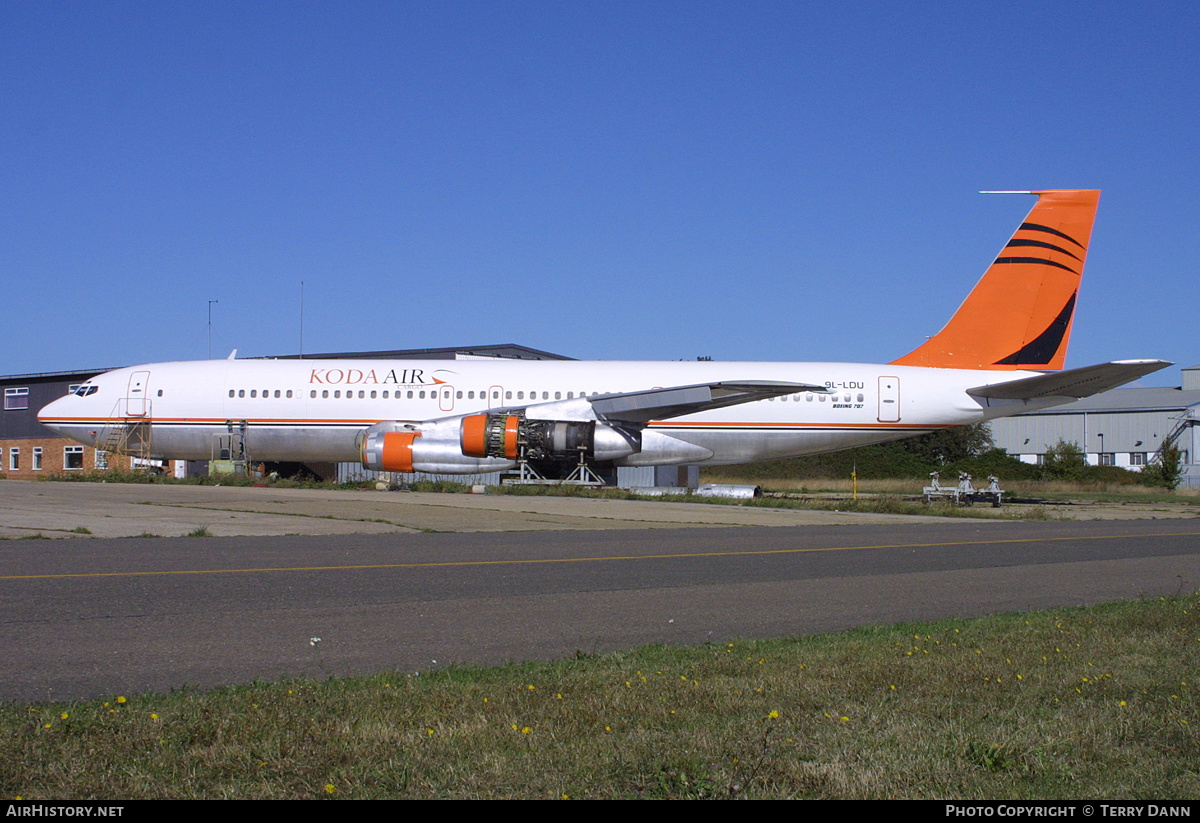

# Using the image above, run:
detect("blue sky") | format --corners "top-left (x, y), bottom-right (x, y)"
top-left (3, 1), bottom-right (1197, 384)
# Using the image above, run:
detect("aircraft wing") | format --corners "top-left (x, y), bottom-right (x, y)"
top-left (586, 380), bottom-right (829, 423)
top-left (967, 359), bottom-right (1171, 407)
top-left (481, 380), bottom-right (829, 426)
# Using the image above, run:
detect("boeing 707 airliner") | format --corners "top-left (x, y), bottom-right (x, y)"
top-left (39, 190), bottom-right (1168, 475)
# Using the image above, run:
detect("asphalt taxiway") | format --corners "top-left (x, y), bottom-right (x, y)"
top-left (1, 482), bottom-right (1197, 702)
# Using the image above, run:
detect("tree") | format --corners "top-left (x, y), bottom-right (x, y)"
top-left (1143, 439), bottom-right (1186, 490)
top-left (896, 423), bottom-right (993, 466)
top-left (1041, 439), bottom-right (1087, 481)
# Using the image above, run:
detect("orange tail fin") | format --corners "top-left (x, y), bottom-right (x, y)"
top-left (891, 189), bottom-right (1100, 371)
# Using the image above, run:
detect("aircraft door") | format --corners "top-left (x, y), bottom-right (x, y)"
top-left (877, 376), bottom-right (900, 423)
top-left (439, 385), bottom-right (455, 413)
top-left (126, 371), bottom-right (151, 417)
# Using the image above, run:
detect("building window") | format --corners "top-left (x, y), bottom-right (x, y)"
top-left (4, 388), bottom-right (29, 410)
top-left (9, 448), bottom-right (19, 471)
top-left (32, 447), bottom-right (43, 471)
top-left (96, 450), bottom-right (108, 470)
top-left (1035, 454), bottom-right (1045, 465)
top-left (1130, 452), bottom-right (1147, 466)
top-left (64, 446), bottom-right (84, 470)
top-left (1099, 453), bottom-right (1115, 466)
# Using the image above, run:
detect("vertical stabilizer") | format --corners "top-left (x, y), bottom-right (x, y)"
top-left (891, 189), bottom-right (1100, 371)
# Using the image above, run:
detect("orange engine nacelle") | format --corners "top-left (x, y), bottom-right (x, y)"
top-left (366, 431), bottom-right (422, 472)
top-left (460, 414), bottom-right (520, 459)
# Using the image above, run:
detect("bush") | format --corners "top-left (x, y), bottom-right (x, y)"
top-left (1141, 440), bottom-right (1185, 490)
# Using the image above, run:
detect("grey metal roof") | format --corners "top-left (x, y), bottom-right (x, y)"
top-left (268, 343), bottom-right (574, 361)
top-left (0, 368), bottom-right (114, 385)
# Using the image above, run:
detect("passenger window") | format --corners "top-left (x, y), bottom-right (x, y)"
top-left (322, 390), bottom-right (329, 398)
top-left (517, 391), bottom-right (524, 400)
top-left (857, 393), bottom-right (864, 402)
top-left (419, 391), bottom-right (426, 399)
top-left (310, 390), bottom-right (316, 398)
top-left (456, 391), bottom-right (463, 399)
top-left (238, 390), bottom-right (245, 398)
top-left (287, 390), bottom-right (293, 398)
top-left (506, 391), bottom-right (512, 399)
top-left (567, 392), bottom-right (574, 399)
top-left (542, 391), bottom-right (549, 400)
top-left (229, 390), bottom-right (235, 398)
top-left (806, 394), bottom-right (813, 401)
top-left (334, 390), bottom-right (341, 398)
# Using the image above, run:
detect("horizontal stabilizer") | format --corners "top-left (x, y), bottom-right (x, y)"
top-left (590, 381), bottom-right (828, 423)
top-left (967, 360), bottom-right (1171, 407)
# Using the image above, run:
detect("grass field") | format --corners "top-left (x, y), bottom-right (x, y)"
top-left (4, 597), bottom-right (1197, 799)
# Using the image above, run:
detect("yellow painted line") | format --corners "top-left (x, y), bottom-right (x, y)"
top-left (2, 530), bottom-right (1198, 582)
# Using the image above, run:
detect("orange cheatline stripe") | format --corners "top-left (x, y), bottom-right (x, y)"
top-left (41, 416), bottom-right (954, 431)
top-left (3, 531), bottom-right (1197, 581)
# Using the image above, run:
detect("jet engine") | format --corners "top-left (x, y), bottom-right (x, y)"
top-left (459, 413), bottom-right (639, 462)
top-left (360, 412), bottom-right (642, 474)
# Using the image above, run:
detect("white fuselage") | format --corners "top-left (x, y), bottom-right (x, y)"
top-left (38, 357), bottom-right (1041, 466)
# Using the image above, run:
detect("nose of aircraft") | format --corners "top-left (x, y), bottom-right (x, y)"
top-left (37, 394), bottom-right (71, 436)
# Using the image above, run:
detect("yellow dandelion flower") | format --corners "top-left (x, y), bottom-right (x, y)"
top-left (521, 726), bottom-right (532, 734)
top-left (768, 710), bottom-right (779, 719)
top-left (841, 716), bottom-right (849, 722)
top-left (556, 693), bottom-right (563, 700)
top-left (150, 713), bottom-right (159, 720)
top-left (527, 685), bottom-right (535, 691)
top-left (427, 728), bottom-right (435, 735)
top-left (43, 723), bottom-right (51, 729)
top-left (60, 713), bottom-right (68, 720)
top-left (117, 696), bottom-right (127, 704)
top-left (324, 784), bottom-right (335, 795)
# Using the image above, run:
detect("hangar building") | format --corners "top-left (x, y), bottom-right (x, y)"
top-left (989, 365), bottom-right (1200, 488)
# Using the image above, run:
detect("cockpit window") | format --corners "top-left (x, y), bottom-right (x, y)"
top-left (72, 385), bottom-right (98, 396)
